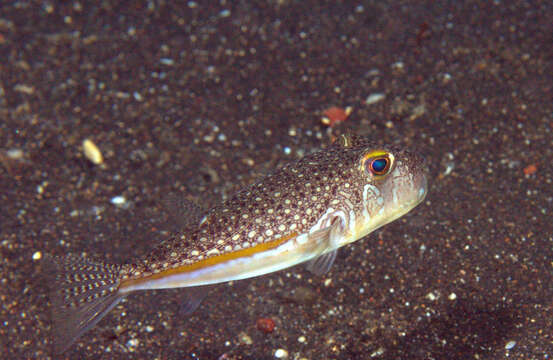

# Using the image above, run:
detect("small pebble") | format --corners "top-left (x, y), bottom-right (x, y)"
top-left (238, 332), bottom-right (253, 345)
top-left (32, 251), bottom-right (42, 260)
top-left (321, 106), bottom-right (352, 127)
top-left (523, 164), bottom-right (537, 176)
top-left (256, 317), bottom-right (275, 333)
top-left (297, 335), bottom-right (306, 343)
top-left (365, 93), bottom-right (385, 105)
top-left (82, 139), bottom-right (103, 165)
top-left (274, 348), bottom-right (288, 359)
top-left (505, 340), bottom-right (516, 350)
top-left (448, 292), bottom-right (457, 300)
top-left (14, 84), bottom-right (35, 94)
top-left (126, 338), bottom-right (139, 348)
top-left (6, 149), bottom-right (24, 159)
top-left (160, 58), bottom-right (174, 66)
top-left (426, 292), bottom-right (437, 301)
top-left (110, 196), bottom-right (127, 206)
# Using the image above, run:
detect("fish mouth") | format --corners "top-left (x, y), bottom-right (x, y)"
top-left (415, 171), bottom-right (428, 205)
top-left (386, 157), bottom-right (429, 221)
top-left (415, 157), bottom-right (429, 203)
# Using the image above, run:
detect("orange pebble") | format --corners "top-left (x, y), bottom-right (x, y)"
top-left (523, 164), bottom-right (537, 176)
top-left (321, 106), bottom-right (352, 127)
top-left (256, 317), bottom-right (275, 333)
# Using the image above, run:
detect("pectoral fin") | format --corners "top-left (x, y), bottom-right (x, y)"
top-left (305, 250), bottom-right (337, 275)
top-left (303, 216), bottom-right (344, 275)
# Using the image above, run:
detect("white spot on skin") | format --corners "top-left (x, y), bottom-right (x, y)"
top-left (232, 234), bottom-right (240, 241)
top-left (265, 229), bottom-right (274, 236)
top-left (278, 224), bottom-right (286, 232)
top-left (206, 248), bottom-right (220, 256)
top-left (248, 230), bottom-right (256, 238)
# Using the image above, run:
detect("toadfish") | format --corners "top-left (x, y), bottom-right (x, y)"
top-left (46, 134), bottom-right (428, 352)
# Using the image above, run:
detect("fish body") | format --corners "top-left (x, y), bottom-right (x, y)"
top-left (46, 134), bottom-right (428, 352)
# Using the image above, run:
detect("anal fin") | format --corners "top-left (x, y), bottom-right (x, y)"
top-left (179, 285), bottom-right (212, 315)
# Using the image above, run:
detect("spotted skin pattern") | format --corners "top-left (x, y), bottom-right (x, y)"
top-left (46, 134), bottom-right (428, 353)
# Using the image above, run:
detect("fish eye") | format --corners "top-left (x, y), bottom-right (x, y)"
top-left (364, 154), bottom-right (393, 177)
top-left (370, 158), bottom-right (390, 175)
top-left (361, 151), bottom-right (394, 178)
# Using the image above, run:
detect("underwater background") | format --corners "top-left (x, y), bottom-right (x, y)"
top-left (0, 1), bottom-right (551, 359)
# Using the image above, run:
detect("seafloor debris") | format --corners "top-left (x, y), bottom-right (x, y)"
top-left (321, 106), bottom-right (352, 127)
top-left (82, 138), bottom-right (104, 165)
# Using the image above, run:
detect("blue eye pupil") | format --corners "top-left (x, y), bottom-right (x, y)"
top-left (372, 159), bottom-right (388, 173)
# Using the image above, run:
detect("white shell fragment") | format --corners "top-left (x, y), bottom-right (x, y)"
top-left (274, 349), bottom-right (289, 359)
top-left (365, 93), bottom-right (385, 105)
top-left (82, 139), bottom-right (104, 165)
top-left (111, 196), bottom-right (127, 206)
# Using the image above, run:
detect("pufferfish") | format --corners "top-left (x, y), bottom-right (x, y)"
top-left (45, 134), bottom-right (428, 352)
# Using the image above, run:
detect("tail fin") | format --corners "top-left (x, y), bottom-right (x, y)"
top-left (44, 254), bottom-right (125, 353)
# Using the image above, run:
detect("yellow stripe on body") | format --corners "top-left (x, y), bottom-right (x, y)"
top-left (121, 232), bottom-right (299, 288)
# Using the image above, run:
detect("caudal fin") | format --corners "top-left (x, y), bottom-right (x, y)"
top-left (44, 254), bottom-right (125, 353)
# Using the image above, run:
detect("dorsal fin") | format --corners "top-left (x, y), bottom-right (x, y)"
top-left (335, 134), bottom-right (369, 148)
top-left (338, 134), bottom-right (354, 147)
top-left (162, 193), bottom-right (206, 230)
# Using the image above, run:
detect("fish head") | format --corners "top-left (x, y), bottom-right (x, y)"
top-left (333, 136), bottom-right (429, 245)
